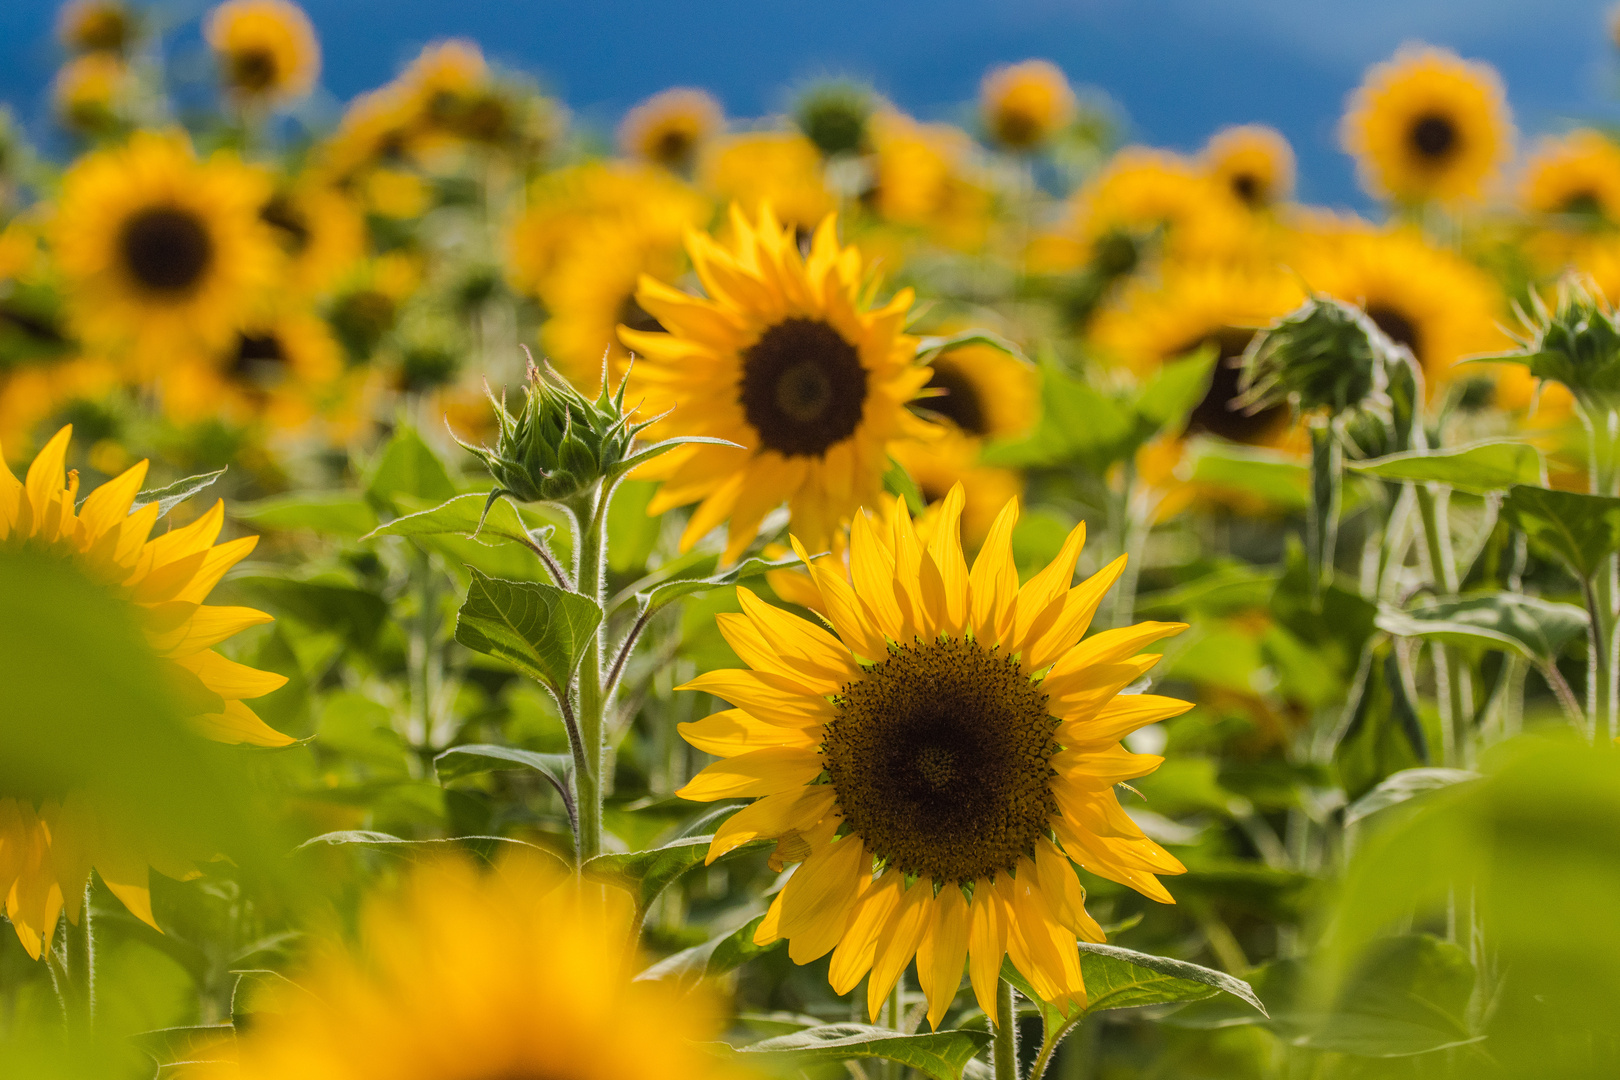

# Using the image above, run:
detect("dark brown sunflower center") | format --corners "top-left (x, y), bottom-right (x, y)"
top-left (76, 10), bottom-right (130, 52)
top-left (924, 362), bottom-right (988, 436)
top-left (119, 206), bottom-right (214, 293)
top-left (230, 332), bottom-right (287, 387)
top-left (1179, 327), bottom-right (1285, 445)
top-left (1230, 172), bottom-right (1262, 207)
top-left (228, 47), bottom-right (280, 93)
top-left (617, 294), bottom-right (665, 334)
top-left (1561, 190), bottom-right (1603, 217)
top-left (1409, 113), bottom-right (1458, 162)
top-left (260, 194), bottom-right (311, 254)
top-left (822, 637), bottom-right (1057, 884)
top-left (995, 108), bottom-right (1042, 150)
top-left (651, 127), bottom-right (696, 168)
top-left (1366, 303), bottom-right (1422, 363)
top-left (739, 317), bottom-right (867, 458)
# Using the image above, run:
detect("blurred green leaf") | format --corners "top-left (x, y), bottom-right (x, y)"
top-left (132, 1024), bottom-right (235, 1068)
top-left (365, 426), bottom-right (458, 511)
top-left (607, 480), bottom-right (661, 573)
top-left (1335, 641), bottom-right (1428, 801)
top-left (1348, 440), bottom-right (1543, 495)
top-left (981, 363), bottom-right (1134, 469)
top-left (1500, 484), bottom-right (1620, 580)
top-left (1343, 767), bottom-right (1478, 828)
top-left (723, 1024), bottom-right (993, 1080)
top-left (916, 328), bottom-right (1027, 361)
top-left (1299, 935), bottom-right (1478, 1057)
top-left (1375, 592), bottom-right (1587, 665)
top-left (584, 834), bottom-right (765, 917)
top-left (434, 744), bottom-right (575, 825)
top-left (1135, 562), bottom-right (1281, 618)
top-left (1187, 442), bottom-right (1310, 510)
top-left (295, 830), bottom-right (561, 868)
top-left (232, 576), bottom-right (389, 652)
top-left (1136, 348), bottom-right (1217, 431)
top-left (638, 914), bottom-right (780, 990)
top-left (132, 468), bottom-right (226, 518)
top-left (1078, 942), bottom-right (1266, 1015)
top-left (233, 494), bottom-right (379, 538)
top-left (453, 569), bottom-right (603, 693)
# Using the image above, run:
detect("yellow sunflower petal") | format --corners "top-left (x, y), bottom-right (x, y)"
top-left (675, 746), bottom-right (824, 801)
top-left (866, 878), bottom-right (935, 1020)
top-left (967, 880), bottom-right (1010, 1027)
top-left (777, 834), bottom-right (869, 963)
top-left (916, 882), bottom-right (971, 1030)
top-left (708, 784), bottom-right (837, 864)
top-left (679, 707), bottom-right (820, 757)
top-left (827, 869), bottom-right (905, 994)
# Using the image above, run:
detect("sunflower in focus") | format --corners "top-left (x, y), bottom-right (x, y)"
top-left (1071, 148), bottom-right (1250, 264)
top-left (207, 854), bottom-right (750, 1080)
top-left (205, 0), bottom-right (320, 105)
top-left (0, 426), bottom-right (289, 958)
top-left (1202, 125), bottom-right (1294, 210)
top-left (678, 487), bottom-right (1189, 1026)
top-left (1340, 46), bottom-right (1513, 206)
top-left (1519, 131), bottom-right (1620, 224)
top-left (54, 131), bottom-right (278, 364)
top-left (57, 0), bottom-right (133, 54)
top-left (622, 205), bottom-right (938, 562)
top-left (700, 133), bottom-right (835, 236)
top-left (52, 52), bottom-right (127, 134)
top-left (980, 59), bottom-right (1075, 151)
top-left (164, 310), bottom-right (343, 431)
top-left (620, 87), bottom-right (723, 172)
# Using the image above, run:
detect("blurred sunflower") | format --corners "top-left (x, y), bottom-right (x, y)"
top-left (0, 358), bottom-right (119, 460)
top-left (1340, 46), bottom-right (1513, 206)
top-left (164, 310), bottom-right (343, 431)
top-left (1202, 124), bottom-right (1294, 210)
top-left (619, 87), bottom-right (723, 172)
top-left (0, 425), bottom-right (289, 958)
top-left (211, 854), bottom-right (750, 1080)
top-left (918, 340), bottom-right (1038, 442)
top-left (677, 487), bottom-right (1189, 1026)
top-left (51, 52), bottom-right (127, 135)
top-left (1071, 148), bottom-right (1250, 265)
top-left (205, 0), bottom-right (320, 105)
top-left (1519, 130), bottom-right (1620, 224)
top-left (622, 205), bottom-right (938, 562)
top-left (317, 84), bottom-right (418, 183)
top-left (891, 432), bottom-right (1021, 542)
top-left (700, 132), bottom-right (835, 237)
top-left (259, 178), bottom-right (366, 297)
top-left (867, 111), bottom-right (991, 251)
top-left (393, 38), bottom-right (547, 154)
top-left (53, 131), bottom-right (278, 365)
top-left (57, 0), bottom-right (133, 54)
top-left (980, 59), bottom-right (1075, 151)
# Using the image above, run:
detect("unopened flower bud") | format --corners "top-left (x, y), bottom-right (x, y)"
top-left (1236, 295), bottom-right (1402, 419)
top-left (1481, 274), bottom-right (1620, 404)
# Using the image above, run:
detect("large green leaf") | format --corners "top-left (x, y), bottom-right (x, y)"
top-left (1076, 941), bottom-right (1267, 1016)
top-left (1500, 484), bottom-right (1620, 579)
top-left (132, 1024), bottom-right (235, 1068)
top-left (1297, 935), bottom-right (1479, 1057)
top-left (722, 1024), bottom-right (993, 1080)
top-left (365, 492), bottom-right (542, 549)
top-left (233, 494), bottom-right (379, 538)
top-left (133, 467), bottom-right (227, 518)
top-left (365, 426), bottom-right (458, 510)
top-left (1188, 442), bottom-right (1310, 510)
top-left (584, 834), bottom-right (764, 915)
top-left (1343, 768), bottom-right (1479, 828)
top-left (1136, 348), bottom-right (1218, 431)
top-left (638, 914), bottom-right (780, 990)
top-left (434, 744), bottom-right (575, 823)
top-left (295, 830), bottom-right (563, 868)
top-left (1347, 440), bottom-right (1543, 495)
top-left (453, 569), bottom-right (603, 692)
top-left (1375, 592), bottom-right (1587, 664)
top-left (981, 363), bottom-right (1135, 469)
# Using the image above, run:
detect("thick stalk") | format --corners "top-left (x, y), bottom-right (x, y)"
top-left (569, 486), bottom-right (611, 865)
top-left (52, 882), bottom-right (94, 1032)
top-left (408, 549), bottom-right (440, 747)
top-left (1415, 483), bottom-right (1470, 765)
top-left (1588, 404), bottom-right (1620, 741)
top-left (994, 977), bottom-right (1021, 1080)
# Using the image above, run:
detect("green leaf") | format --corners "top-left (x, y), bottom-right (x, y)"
top-left (1335, 640), bottom-right (1429, 801)
top-left (132, 467), bottom-right (227, 518)
top-left (1188, 442), bottom-right (1310, 510)
top-left (1375, 592), bottom-right (1588, 665)
top-left (364, 492), bottom-right (542, 549)
top-left (434, 744), bottom-right (575, 823)
top-left (231, 576), bottom-right (389, 651)
top-left (1500, 483), bottom-right (1620, 580)
top-left (615, 435), bottom-right (744, 476)
top-left (1348, 440), bottom-right (1543, 495)
top-left (916, 328), bottom-right (1027, 361)
top-left (981, 363), bottom-right (1135, 469)
top-left (584, 834), bottom-right (764, 916)
top-left (639, 553), bottom-right (805, 619)
top-left (883, 456), bottom-right (927, 515)
top-left (723, 1024), bottom-right (993, 1080)
top-left (132, 1024), bottom-right (236, 1067)
top-left (233, 494), bottom-right (379, 538)
top-left (1297, 935), bottom-right (1478, 1057)
top-left (1343, 768), bottom-right (1479, 828)
top-left (294, 830), bottom-right (563, 868)
top-left (365, 426), bottom-right (458, 511)
top-left (1135, 562), bottom-right (1282, 618)
top-left (638, 914), bottom-right (780, 990)
top-left (453, 569), bottom-right (603, 692)
top-left (1076, 942), bottom-right (1266, 1015)
top-left (1135, 347), bottom-right (1217, 431)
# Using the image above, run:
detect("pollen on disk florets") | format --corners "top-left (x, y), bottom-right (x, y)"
top-left (822, 635), bottom-right (1058, 885)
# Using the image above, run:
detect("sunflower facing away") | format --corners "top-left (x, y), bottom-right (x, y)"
top-left (52, 52), bottom-right (128, 134)
top-left (1519, 130), bottom-right (1620, 225)
top-left (0, 426), bottom-right (289, 958)
top-left (677, 486), bottom-right (1190, 1026)
top-left (211, 853), bottom-right (749, 1080)
top-left (1202, 124), bottom-right (1295, 210)
top-left (1340, 46), bottom-right (1513, 206)
top-left (205, 0), bottom-right (321, 104)
top-left (619, 87), bottom-right (724, 172)
top-left (54, 131), bottom-right (278, 364)
top-left (980, 59), bottom-right (1075, 151)
top-left (622, 204), bottom-right (939, 562)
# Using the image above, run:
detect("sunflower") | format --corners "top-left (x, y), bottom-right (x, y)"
top-left (205, 0), bottom-right (320, 105)
top-left (1089, 264), bottom-right (1306, 444)
top-left (677, 486), bottom-right (1189, 1026)
top-left (0, 425), bottom-right (289, 958)
top-left (57, 0), bottom-right (133, 54)
top-left (1519, 131), bottom-right (1620, 224)
top-left (619, 87), bottom-right (723, 172)
top-left (699, 133), bottom-right (835, 237)
top-left (210, 854), bottom-right (748, 1080)
top-left (919, 340), bottom-right (1038, 442)
top-left (1340, 46), bottom-right (1513, 206)
top-left (867, 111), bottom-right (992, 251)
top-left (892, 433), bottom-right (1021, 543)
top-left (394, 39), bottom-right (549, 154)
top-left (1202, 125), bottom-right (1294, 210)
top-left (53, 131), bottom-right (278, 365)
top-left (164, 309), bottom-right (344, 431)
top-left (980, 59), bottom-right (1075, 151)
top-left (51, 53), bottom-right (127, 134)
top-left (622, 205), bottom-right (938, 562)
top-left (1070, 148), bottom-right (1251, 265)
top-left (259, 178), bottom-right (366, 297)
top-left (0, 358), bottom-right (120, 462)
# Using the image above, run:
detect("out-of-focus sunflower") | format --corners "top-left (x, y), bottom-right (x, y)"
top-left (1519, 130), bottom-right (1620, 224)
top-left (0, 358), bottom-right (119, 460)
top-left (1294, 219), bottom-right (1508, 392)
top-left (622, 205), bottom-right (938, 562)
top-left (51, 52), bottom-right (127, 134)
top-left (1340, 46), bottom-right (1513, 206)
top-left (980, 59), bottom-right (1075, 151)
top-left (892, 432), bottom-right (1021, 542)
top-left (677, 487), bottom-right (1188, 1026)
top-left (394, 38), bottom-right (550, 155)
top-left (205, 0), bottom-right (320, 105)
top-left (0, 425), bottom-right (289, 958)
top-left (57, 0), bottom-right (133, 54)
top-left (699, 132), bottom-right (834, 237)
top-left (619, 87), bottom-right (723, 172)
top-left (164, 309), bottom-right (343, 431)
top-left (1202, 124), bottom-right (1294, 210)
top-left (259, 178), bottom-right (366, 297)
top-left (1090, 264), bottom-right (1306, 444)
top-left (205, 854), bottom-right (752, 1080)
top-left (867, 111), bottom-right (991, 251)
top-left (919, 340), bottom-right (1038, 442)
top-left (1070, 148), bottom-right (1251, 265)
top-left (53, 131), bottom-right (278, 365)
top-left (316, 84), bottom-right (418, 183)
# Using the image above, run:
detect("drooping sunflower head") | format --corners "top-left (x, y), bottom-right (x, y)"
top-left (1340, 45), bottom-right (1514, 206)
top-left (677, 486), bottom-right (1189, 1026)
top-left (794, 79), bottom-right (879, 158)
top-left (699, 132), bottom-right (836, 236)
top-left (980, 59), bottom-right (1076, 151)
top-left (1520, 130), bottom-right (1620, 225)
top-left (53, 131), bottom-right (278, 363)
top-left (57, 0), bottom-right (134, 54)
top-left (619, 87), bottom-right (724, 172)
top-left (205, 0), bottom-right (320, 104)
top-left (622, 204), bottom-right (939, 562)
top-left (52, 52), bottom-right (127, 134)
top-left (1202, 124), bottom-right (1295, 210)
top-left (214, 853), bottom-right (751, 1080)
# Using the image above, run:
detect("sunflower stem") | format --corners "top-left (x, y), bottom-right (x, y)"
top-left (53, 881), bottom-right (95, 1033)
top-left (994, 976), bottom-right (1021, 1080)
top-left (567, 484), bottom-right (613, 866)
top-left (1415, 482), bottom-right (1471, 765)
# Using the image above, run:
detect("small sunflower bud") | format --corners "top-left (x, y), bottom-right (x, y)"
top-left (1483, 275), bottom-right (1620, 403)
top-left (793, 80), bottom-right (876, 158)
top-left (1236, 294), bottom-right (1402, 418)
top-left (457, 356), bottom-right (643, 505)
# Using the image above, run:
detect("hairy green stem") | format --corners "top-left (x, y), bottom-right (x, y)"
top-left (569, 486), bottom-right (612, 865)
top-left (51, 882), bottom-right (94, 1032)
top-left (409, 548), bottom-right (440, 747)
top-left (994, 977), bottom-right (1020, 1080)
top-left (1415, 483), bottom-right (1470, 765)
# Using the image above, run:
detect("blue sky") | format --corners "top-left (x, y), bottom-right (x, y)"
top-left (3, 0), bottom-right (1618, 206)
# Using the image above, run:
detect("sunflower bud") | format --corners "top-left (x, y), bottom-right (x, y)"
top-left (458, 357), bottom-right (642, 505)
top-left (793, 80), bottom-right (876, 158)
top-left (1482, 275), bottom-right (1620, 404)
top-left (1236, 295), bottom-right (1402, 419)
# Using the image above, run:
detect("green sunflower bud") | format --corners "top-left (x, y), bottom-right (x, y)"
top-left (1479, 274), bottom-right (1620, 404)
top-left (1236, 294), bottom-right (1404, 419)
top-left (793, 80), bottom-right (876, 158)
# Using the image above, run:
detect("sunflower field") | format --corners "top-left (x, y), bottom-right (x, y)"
top-left (7, 2), bottom-right (1620, 1078)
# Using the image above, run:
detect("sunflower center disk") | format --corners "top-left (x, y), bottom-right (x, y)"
top-left (1408, 113), bottom-right (1458, 162)
top-left (230, 48), bottom-right (280, 93)
top-left (119, 207), bottom-right (215, 293)
top-left (740, 317), bottom-right (868, 457)
top-left (232, 333), bottom-right (288, 389)
top-left (822, 637), bottom-right (1058, 884)
top-left (924, 364), bottom-right (988, 436)
top-left (1365, 303), bottom-right (1422, 363)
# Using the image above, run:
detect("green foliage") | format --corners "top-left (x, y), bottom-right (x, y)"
top-left (1376, 592), bottom-right (1588, 665)
top-left (453, 569), bottom-right (603, 694)
top-left (1348, 440), bottom-right (1544, 495)
top-left (722, 1024), bottom-right (994, 1080)
top-left (1499, 483), bottom-right (1620, 580)
top-left (1237, 294), bottom-right (1406, 417)
top-left (1478, 274), bottom-right (1620, 402)
top-left (131, 467), bottom-right (226, 517)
